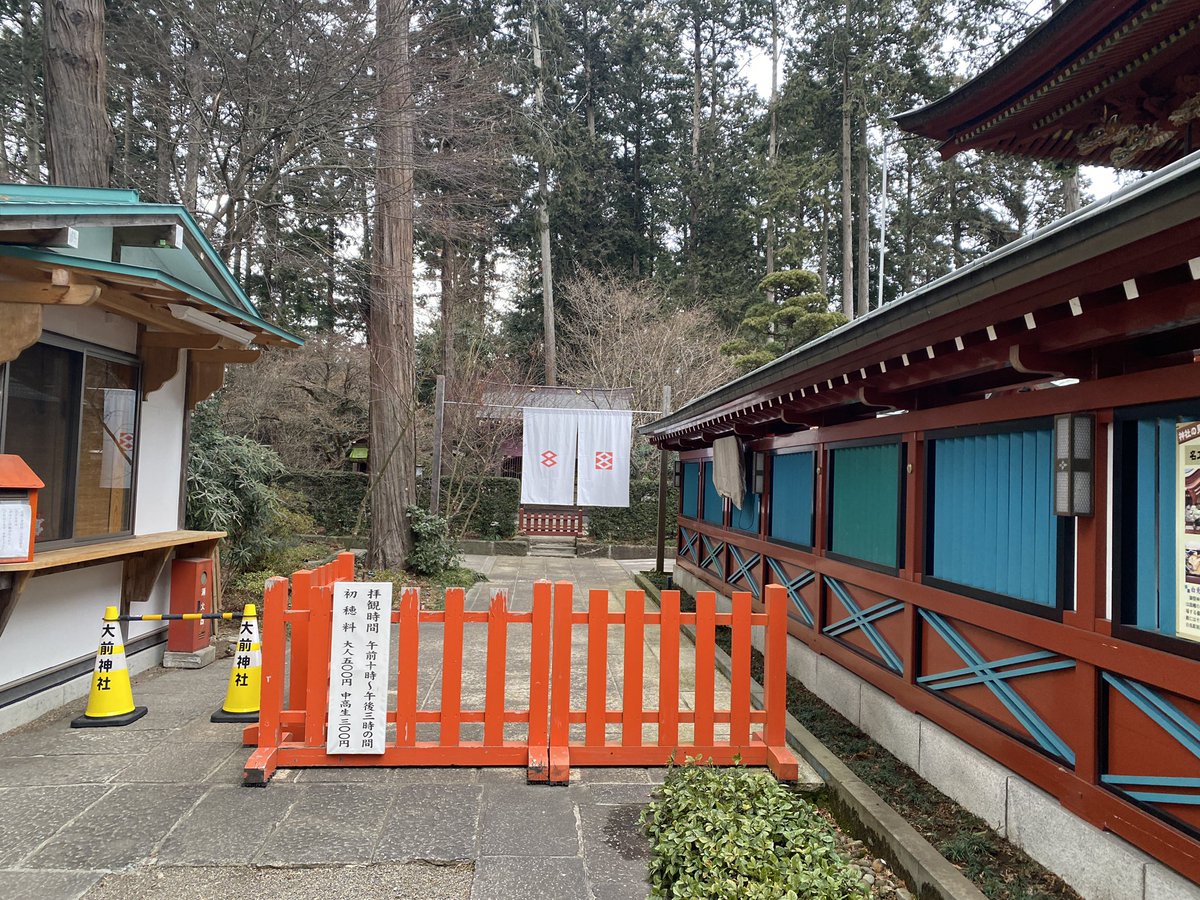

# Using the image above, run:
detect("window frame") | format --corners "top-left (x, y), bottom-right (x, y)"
top-left (767, 448), bottom-right (816, 552)
top-left (679, 460), bottom-right (701, 521)
top-left (921, 418), bottom-right (1073, 621)
top-left (1112, 399), bottom-right (1200, 663)
top-left (824, 435), bottom-right (906, 575)
top-left (1, 332), bottom-right (142, 549)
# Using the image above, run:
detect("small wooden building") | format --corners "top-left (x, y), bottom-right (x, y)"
top-left (0, 184), bottom-right (300, 730)
top-left (644, 0), bottom-right (1200, 892)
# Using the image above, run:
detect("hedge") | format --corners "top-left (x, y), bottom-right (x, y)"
top-left (280, 470), bottom-right (369, 535)
top-left (587, 478), bottom-right (677, 544)
top-left (423, 476), bottom-right (521, 540)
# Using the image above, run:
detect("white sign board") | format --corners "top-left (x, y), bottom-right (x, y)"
top-left (327, 581), bottom-right (393, 754)
top-left (0, 499), bottom-right (32, 559)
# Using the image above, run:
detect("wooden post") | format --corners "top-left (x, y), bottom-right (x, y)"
top-left (655, 385), bottom-right (672, 573)
top-left (430, 374), bottom-right (445, 515)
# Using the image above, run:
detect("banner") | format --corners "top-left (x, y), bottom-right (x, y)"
top-left (1177, 423), bottom-right (1200, 643)
top-left (101, 388), bottom-right (137, 489)
top-left (521, 408), bottom-right (578, 505)
top-left (577, 410), bottom-right (632, 507)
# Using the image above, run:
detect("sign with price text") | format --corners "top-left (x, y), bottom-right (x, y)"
top-left (327, 581), bottom-right (393, 753)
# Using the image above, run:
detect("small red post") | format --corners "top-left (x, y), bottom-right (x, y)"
top-left (441, 587), bottom-right (465, 747)
top-left (396, 588), bottom-right (420, 746)
top-left (288, 569), bottom-right (313, 737)
top-left (585, 589), bottom-right (608, 746)
top-left (527, 580), bottom-right (552, 782)
top-left (622, 590), bottom-right (645, 748)
top-left (303, 574), bottom-right (332, 748)
top-left (730, 591), bottom-right (752, 747)
top-left (763, 583), bottom-right (798, 780)
top-left (549, 581), bottom-right (574, 782)
top-left (694, 591), bottom-right (716, 748)
top-left (658, 590), bottom-right (680, 750)
top-left (484, 592), bottom-right (509, 748)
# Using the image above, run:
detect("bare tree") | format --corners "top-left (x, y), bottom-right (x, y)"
top-left (369, 0), bottom-right (417, 569)
top-left (43, 0), bottom-right (112, 185)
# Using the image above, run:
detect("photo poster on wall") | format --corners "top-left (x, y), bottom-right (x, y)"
top-left (327, 581), bottom-right (393, 754)
top-left (1176, 423), bottom-right (1200, 642)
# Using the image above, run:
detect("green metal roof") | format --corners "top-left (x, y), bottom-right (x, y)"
top-left (0, 183), bottom-right (301, 346)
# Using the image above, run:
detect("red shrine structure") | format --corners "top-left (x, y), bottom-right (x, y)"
top-left (644, 0), bottom-right (1200, 892)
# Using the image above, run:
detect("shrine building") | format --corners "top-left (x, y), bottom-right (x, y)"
top-left (0, 183), bottom-right (300, 730)
top-left (643, 0), bottom-right (1200, 893)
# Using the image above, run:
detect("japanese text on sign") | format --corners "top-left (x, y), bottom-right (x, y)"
top-left (327, 581), bottom-right (393, 754)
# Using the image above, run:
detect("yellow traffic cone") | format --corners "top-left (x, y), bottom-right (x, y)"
top-left (211, 603), bottom-right (261, 723)
top-left (71, 606), bottom-right (147, 728)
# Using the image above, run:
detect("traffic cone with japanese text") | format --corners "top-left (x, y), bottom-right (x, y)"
top-left (71, 606), bottom-right (147, 728)
top-left (211, 603), bottom-right (260, 723)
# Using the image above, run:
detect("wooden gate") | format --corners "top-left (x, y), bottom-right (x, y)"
top-left (244, 554), bottom-right (798, 785)
top-left (518, 506), bottom-right (584, 536)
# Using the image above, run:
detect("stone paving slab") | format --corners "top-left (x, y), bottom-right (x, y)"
top-left (0, 558), bottom-right (721, 899)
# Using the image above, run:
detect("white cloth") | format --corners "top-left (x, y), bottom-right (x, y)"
top-left (521, 408), bottom-right (577, 505)
top-left (577, 410), bottom-right (632, 507)
top-left (713, 435), bottom-right (745, 509)
top-left (101, 388), bottom-right (137, 488)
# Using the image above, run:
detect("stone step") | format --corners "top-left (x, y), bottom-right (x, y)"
top-left (528, 547), bottom-right (576, 558)
top-left (527, 535), bottom-right (577, 545)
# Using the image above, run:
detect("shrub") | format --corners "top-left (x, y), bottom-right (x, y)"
top-left (641, 759), bottom-right (866, 899)
top-left (418, 476), bottom-right (521, 540)
top-left (279, 470), bottom-right (369, 534)
top-left (587, 478), bottom-right (678, 544)
top-left (406, 506), bottom-right (458, 575)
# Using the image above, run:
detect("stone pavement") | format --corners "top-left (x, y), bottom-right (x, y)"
top-left (0, 556), bottom-right (702, 900)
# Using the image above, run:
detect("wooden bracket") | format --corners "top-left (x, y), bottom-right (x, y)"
top-left (0, 570), bottom-right (32, 642)
top-left (1008, 345), bottom-right (1090, 380)
top-left (141, 347), bottom-right (181, 398)
top-left (120, 547), bottom-right (175, 615)
top-left (0, 268), bottom-right (100, 306)
top-left (0, 303), bottom-right (43, 364)
top-left (141, 332), bottom-right (221, 350)
top-left (186, 359), bottom-right (226, 409)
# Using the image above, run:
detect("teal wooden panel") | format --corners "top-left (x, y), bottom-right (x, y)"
top-left (702, 461), bottom-right (723, 525)
top-left (929, 428), bottom-right (1057, 606)
top-left (681, 462), bottom-right (699, 518)
top-left (770, 451), bottom-right (815, 546)
top-left (829, 443), bottom-right (900, 568)
top-left (730, 489), bottom-right (760, 533)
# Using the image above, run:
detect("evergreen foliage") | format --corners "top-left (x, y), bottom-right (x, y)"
top-left (721, 270), bottom-right (847, 373)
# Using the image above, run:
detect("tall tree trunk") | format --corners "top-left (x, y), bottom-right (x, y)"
top-left (765, 0), bottom-right (778, 301)
top-left (43, 0), bottom-right (112, 187)
top-left (855, 117), bottom-right (869, 317)
top-left (902, 155), bottom-right (913, 293)
top-left (530, 3), bottom-right (556, 385)
top-left (1063, 167), bottom-right (1081, 213)
top-left (182, 42), bottom-right (202, 209)
top-left (840, 60), bottom-right (853, 318)
top-left (689, 16), bottom-right (702, 265)
top-left (582, 7), bottom-right (596, 140)
top-left (819, 195), bottom-right (829, 296)
top-left (368, 0), bottom-right (417, 569)
top-left (22, 0), bottom-right (41, 181)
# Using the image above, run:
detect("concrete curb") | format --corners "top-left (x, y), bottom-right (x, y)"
top-left (632, 572), bottom-right (986, 900)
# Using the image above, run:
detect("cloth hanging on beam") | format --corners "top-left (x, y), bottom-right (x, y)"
top-left (521, 408), bottom-right (577, 505)
top-left (576, 410), bottom-right (632, 507)
top-left (713, 435), bottom-right (745, 509)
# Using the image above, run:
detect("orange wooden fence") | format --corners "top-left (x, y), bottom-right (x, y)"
top-left (244, 553), bottom-right (798, 785)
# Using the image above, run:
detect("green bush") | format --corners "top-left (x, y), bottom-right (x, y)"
top-left (186, 405), bottom-right (290, 571)
top-left (587, 478), bottom-right (677, 544)
top-left (405, 506), bottom-right (459, 575)
top-left (641, 759), bottom-right (866, 899)
top-left (417, 476), bottom-right (521, 540)
top-left (280, 470), bottom-right (369, 535)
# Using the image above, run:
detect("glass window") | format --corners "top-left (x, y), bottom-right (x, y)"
top-left (730, 489), bottom-right (760, 533)
top-left (680, 461), bottom-right (700, 518)
top-left (927, 426), bottom-right (1062, 609)
top-left (702, 460), bottom-right (723, 525)
top-left (1115, 406), bottom-right (1200, 645)
top-left (3, 340), bottom-right (139, 544)
top-left (769, 450), bottom-right (815, 547)
top-left (828, 442), bottom-right (902, 569)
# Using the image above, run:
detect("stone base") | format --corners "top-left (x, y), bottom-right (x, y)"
top-left (162, 645), bottom-right (218, 669)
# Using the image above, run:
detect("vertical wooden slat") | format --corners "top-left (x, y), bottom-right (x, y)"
top-left (622, 589), bottom-right (645, 747)
top-left (550, 581), bottom-right (573, 750)
top-left (288, 569), bottom-right (313, 728)
top-left (730, 591), bottom-right (752, 747)
top-left (484, 591), bottom-right (508, 747)
top-left (304, 576), bottom-right (332, 748)
top-left (694, 591), bottom-right (715, 747)
top-left (763, 584), bottom-right (787, 747)
top-left (586, 588), bottom-right (609, 746)
top-left (396, 588), bottom-right (420, 746)
top-left (257, 576), bottom-right (288, 749)
top-left (440, 587), bottom-right (465, 747)
top-left (658, 590), bottom-right (680, 749)
top-left (528, 580), bottom-right (552, 751)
